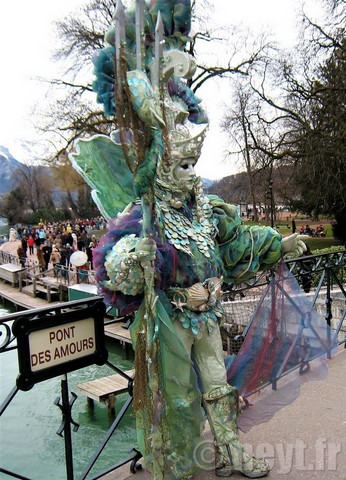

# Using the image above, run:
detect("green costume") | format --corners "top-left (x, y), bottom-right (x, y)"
top-left (69, 1), bottom-right (305, 477)
top-left (89, 183), bottom-right (281, 479)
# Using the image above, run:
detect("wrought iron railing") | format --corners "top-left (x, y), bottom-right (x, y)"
top-left (221, 250), bottom-right (345, 348)
top-left (0, 252), bottom-right (345, 479)
top-left (0, 297), bottom-right (140, 480)
top-left (0, 251), bottom-right (97, 288)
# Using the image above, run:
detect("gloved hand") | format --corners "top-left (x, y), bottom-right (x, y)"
top-left (281, 233), bottom-right (309, 259)
top-left (135, 236), bottom-right (157, 262)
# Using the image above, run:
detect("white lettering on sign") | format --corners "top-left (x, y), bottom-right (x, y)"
top-left (29, 318), bottom-right (96, 372)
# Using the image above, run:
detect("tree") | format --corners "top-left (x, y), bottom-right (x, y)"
top-left (284, 1), bottom-right (346, 220)
top-left (51, 154), bottom-right (100, 218)
top-left (0, 158), bottom-right (100, 224)
top-left (292, 44), bottom-right (346, 218)
top-left (33, 0), bottom-right (274, 163)
top-left (14, 165), bottom-right (55, 215)
top-left (221, 83), bottom-right (277, 222)
top-left (220, 0), bottom-right (345, 227)
top-left (0, 187), bottom-right (27, 224)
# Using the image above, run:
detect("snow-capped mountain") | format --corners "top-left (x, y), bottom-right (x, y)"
top-left (0, 146), bottom-right (23, 194)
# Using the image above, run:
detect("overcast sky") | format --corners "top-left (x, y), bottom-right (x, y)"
top-left (0, 0), bottom-right (321, 179)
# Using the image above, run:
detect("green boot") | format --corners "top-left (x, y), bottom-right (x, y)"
top-left (203, 385), bottom-right (270, 478)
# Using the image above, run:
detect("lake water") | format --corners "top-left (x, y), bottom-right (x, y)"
top-left (0, 302), bottom-right (137, 480)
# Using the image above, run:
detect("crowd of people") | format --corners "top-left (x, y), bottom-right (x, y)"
top-left (12, 217), bottom-right (104, 272)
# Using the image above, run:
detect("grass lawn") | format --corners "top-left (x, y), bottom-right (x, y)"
top-left (244, 220), bottom-right (343, 252)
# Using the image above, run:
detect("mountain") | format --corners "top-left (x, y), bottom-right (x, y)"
top-left (0, 146), bottom-right (215, 207)
top-left (201, 178), bottom-right (214, 189)
top-left (0, 146), bottom-right (23, 195)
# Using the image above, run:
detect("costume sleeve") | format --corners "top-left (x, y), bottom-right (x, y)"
top-left (209, 196), bottom-right (282, 284)
top-left (93, 203), bottom-right (145, 314)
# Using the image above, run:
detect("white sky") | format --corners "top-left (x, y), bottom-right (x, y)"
top-left (0, 0), bottom-right (320, 179)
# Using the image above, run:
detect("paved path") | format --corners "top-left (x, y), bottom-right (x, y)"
top-left (101, 347), bottom-right (346, 480)
top-left (0, 239), bottom-right (38, 260)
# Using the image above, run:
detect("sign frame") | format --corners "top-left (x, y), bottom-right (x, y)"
top-left (13, 301), bottom-right (108, 391)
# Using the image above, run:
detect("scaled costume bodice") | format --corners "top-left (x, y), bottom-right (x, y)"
top-left (94, 194), bottom-right (282, 318)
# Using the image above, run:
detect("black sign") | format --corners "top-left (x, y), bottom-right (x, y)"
top-left (13, 301), bottom-right (108, 391)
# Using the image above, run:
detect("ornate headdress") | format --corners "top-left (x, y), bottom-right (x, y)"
top-left (155, 122), bottom-right (208, 190)
top-left (70, 0), bottom-right (209, 219)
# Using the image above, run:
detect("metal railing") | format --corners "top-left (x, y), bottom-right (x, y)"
top-left (222, 250), bottom-right (345, 346)
top-left (0, 252), bottom-right (345, 479)
top-left (0, 250), bottom-right (97, 287)
top-left (0, 297), bottom-right (140, 480)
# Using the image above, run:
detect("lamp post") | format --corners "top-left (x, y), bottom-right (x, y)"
top-left (239, 193), bottom-right (245, 220)
top-left (270, 180), bottom-right (274, 228)
top-left (267, 179), bottom-right (274, 228)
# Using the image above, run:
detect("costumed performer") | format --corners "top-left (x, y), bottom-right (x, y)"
top-left (69, 1), bottom-right (307, 479)
top-left (92, 125), bottom-right (305, 480)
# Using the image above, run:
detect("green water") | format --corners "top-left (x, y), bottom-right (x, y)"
top-left (0, 303), bottom-right (137, 480)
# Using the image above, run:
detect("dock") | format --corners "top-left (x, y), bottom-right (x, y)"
top-left (0, 240), bottom-right (134, 347)
top-left (0, 277), bottom-right (64, 310)
top-left (104, 321), bottom-right (132, 343)
top-left (77, 369), bottom-right (134, 413)
top-left (0, 263), bottom-right (26, 286)
top-left (0, 280), bottom-right (133, 346)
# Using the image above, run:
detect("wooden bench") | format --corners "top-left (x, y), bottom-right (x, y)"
top-left (77, 369), bottom-right (134, 413)
top-left (104, 321), bottom-right (133, 358)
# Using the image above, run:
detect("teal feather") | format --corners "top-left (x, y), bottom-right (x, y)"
top-left (69, 134), bottom-right (135, 219)
top-left (149, 0), bottom-right (174, 35)
top-left (92, 47), bottom-right (116, 116)
top-left (149, 0), bottom-right (191, 36)
top-left (173, 0), bottom-right (191, 35)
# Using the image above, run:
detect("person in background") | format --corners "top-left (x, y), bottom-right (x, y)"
top-left (58, 243), bottom-right (68, 279)
top-left (65, 243), bottom-right (73, 264)
top-left (42, 241), bottom-right (52, 271)
top-left (17, 245), bottom-right (27, 268)
top-left (91, 234), bottom-right (98, 248)
top-left (291, 218), bottom-right (296, 234)
top-left (86, 242), bottom-right (95, 270)
top-left (9, 228), bottom-right (17, 242)
top-left (50, 246), bottom-right (61, 278)
top-left (38, 228), bottom-right (46, 245)
top-left (34, 232), bottom-right (41, 250)
top-left (66, 232), bottom-right (74, 248)
top-left (27, 235), bottom-right (35, 255)
top-left (316, 225), bottom-right (325, 237)
top-left (71, 232), bottom-right (78, 251)
top-left (21, 235), bottom-right (28, 257)
top-left (36, 244), bottom-right (45, 272)
top-left (77, 234), bottom-right (86, 252)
